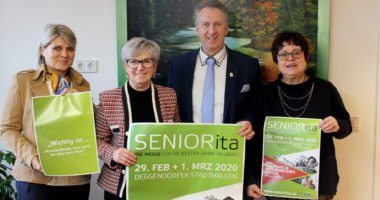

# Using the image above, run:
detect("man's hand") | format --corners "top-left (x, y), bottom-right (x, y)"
top-left (247, 184), bottom-right (264, 199)
top-left (237, 121), bottom-right (255, 140)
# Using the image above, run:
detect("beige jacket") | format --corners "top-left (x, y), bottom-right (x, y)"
top-left (0, 65), bottom-right (91, 185)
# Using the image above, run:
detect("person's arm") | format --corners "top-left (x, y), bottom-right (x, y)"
top-left (96, 92), bottom-right (136, 168)
top-left (236, 58), bottom-right (261, 140)
top-left (320, 84), bottom-right (352, 139)
top-left (244, 91), bottom-right (266, 198)
top-left (95, 93), bottom-right (120, 168)
top-left (244, 132), bottom-right (264, 198)
top-left (238, 58), bottom-right (261, 124)
top-left (173, 92), bottom-right (181, 123)
top-left (0, 74), bottom-right (38, 168)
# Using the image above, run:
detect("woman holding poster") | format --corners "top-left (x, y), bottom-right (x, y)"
top-left (246, 31), bottom-right (352, 200)
top-left (96, 37), bottom-right (181, 200)
top-left (0, 24), bottom-right (91, 200)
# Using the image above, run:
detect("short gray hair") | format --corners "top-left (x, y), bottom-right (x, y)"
top-left (194, 0), bottom-right (229, 25)
top-left (38, 24), bottom-right (77, 65)
top-left (121, 37), bottom-right (160, 62)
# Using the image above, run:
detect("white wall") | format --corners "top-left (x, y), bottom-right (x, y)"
top-left (0, 0), bottom-right (118, 106)
top-left (1, 0), bottom-right (380, 200)
top-left (330, 0), bottom-right (379, 199)
top-left (0, 0), bottom-right (118, 199)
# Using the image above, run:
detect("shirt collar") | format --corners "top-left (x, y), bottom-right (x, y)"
top-left (198, 46), bottom-right (227, 67)
top-left (33, 64), bottom-right (77, 84)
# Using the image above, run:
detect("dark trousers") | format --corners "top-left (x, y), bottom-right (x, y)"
top-left (16, 181), bottom-right (90, 200)
top-left (104, 190), bottom-right (126, 200)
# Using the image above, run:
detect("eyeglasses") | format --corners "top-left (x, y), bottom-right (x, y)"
top-left (126, 58), bottom-right (155, 69)
top-left (277, 50), bottom-right (304, 61)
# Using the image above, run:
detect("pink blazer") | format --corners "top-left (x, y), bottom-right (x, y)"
top-left (96, 84), bottom-right (180, 196)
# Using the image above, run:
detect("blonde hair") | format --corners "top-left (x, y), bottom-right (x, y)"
top-left (194, 0), bottom-right (229, 25)
top-left (38, 24), bottom-right (77, 65)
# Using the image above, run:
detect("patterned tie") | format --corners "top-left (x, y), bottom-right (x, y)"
top-left (201, 57), bottom-right (215, 123)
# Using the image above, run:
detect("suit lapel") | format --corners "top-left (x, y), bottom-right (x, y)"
top-left (224, 49), bottom-right (238, 122)
top-left (183, 51), bottom-right (198, 121)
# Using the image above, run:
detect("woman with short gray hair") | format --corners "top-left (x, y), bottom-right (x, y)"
top-left (96, 37), bottom-right (180, 199)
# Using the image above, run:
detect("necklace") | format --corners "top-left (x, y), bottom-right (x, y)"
top-left (277, 82), bottom-right (314, 117)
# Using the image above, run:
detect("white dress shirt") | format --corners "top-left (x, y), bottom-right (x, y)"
top-left (192, 46), bottom-right (227, 123)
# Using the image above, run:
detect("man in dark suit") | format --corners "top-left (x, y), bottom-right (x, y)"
top-left (168, 2), bottom-right (262, 198)
top-left (168, 0), bottom-right (261, 140)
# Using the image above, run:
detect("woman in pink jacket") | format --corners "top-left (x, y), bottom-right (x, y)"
top-left (96, 37), bottom-right (181, 199)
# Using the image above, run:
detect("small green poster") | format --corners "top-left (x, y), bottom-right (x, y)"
top-left (32, 92), bottom-right (100, 176)
top-left (262, 116), bottom-right (321, 199)
top-left (127, 123), bottom-right (245, 200)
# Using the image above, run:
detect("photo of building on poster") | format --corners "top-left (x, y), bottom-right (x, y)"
top-left (261, 116), bottom-right (321, 199)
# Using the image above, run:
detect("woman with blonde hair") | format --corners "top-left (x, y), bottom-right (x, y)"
top-left (0, 24), bottom-right (91, 200)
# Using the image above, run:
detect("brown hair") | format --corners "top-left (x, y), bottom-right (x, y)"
top-left (271, 31), bottom-right (309, 64)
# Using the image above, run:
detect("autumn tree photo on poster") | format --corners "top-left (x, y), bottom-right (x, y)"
top-left (117, 0), bottom-right (328, 86)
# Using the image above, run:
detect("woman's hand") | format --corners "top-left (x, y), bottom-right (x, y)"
top-left (320, 116), bottom-right (340, 133)
top-left (60, 88), bottom-right (78, 96)
top-left (31, 156), bottom-right (43, 172)
top-left (247, 184), bottom-right (264, 199)
top-left (237, 121), bottom-right (255, 140)
top-left (112, 147), bottom-right (137, 166)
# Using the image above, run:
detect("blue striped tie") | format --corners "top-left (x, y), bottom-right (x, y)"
top-left (201, 57), bottom-right (215, 123)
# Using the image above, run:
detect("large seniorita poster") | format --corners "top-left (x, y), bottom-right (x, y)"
top-left (32, 92), bottom-right (99, 176)
top-left (262, 116), bottom-right (321, 199)
top-left (127, 123), bottom-right (245, 200)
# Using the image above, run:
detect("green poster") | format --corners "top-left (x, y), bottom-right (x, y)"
top-left (262, 117), bottom-right (321, 199)
top-left (32, 92), bottom-right (100, 176)
top-left (127, 123), bottom-right (245, 200)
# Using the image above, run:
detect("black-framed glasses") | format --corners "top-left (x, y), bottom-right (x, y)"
top-left (126, 58), bottom-right (154, 69)
top-left (277, 50), bottom-right (304, 61)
